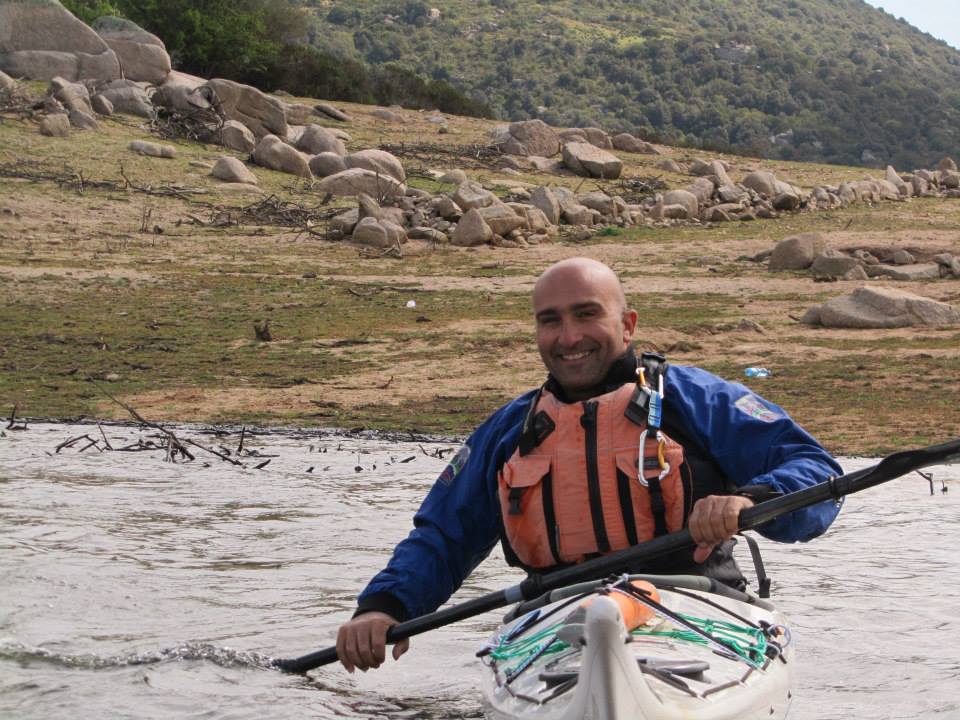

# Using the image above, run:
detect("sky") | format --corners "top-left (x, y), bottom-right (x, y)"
top-left (863, 0), bottom-right (960, 50)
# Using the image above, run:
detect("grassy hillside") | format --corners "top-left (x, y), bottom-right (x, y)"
top-left (307, 0), bottom-right (960, 168)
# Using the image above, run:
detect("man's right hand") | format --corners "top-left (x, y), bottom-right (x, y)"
top-left (336, 611), bottom-right (410, 673)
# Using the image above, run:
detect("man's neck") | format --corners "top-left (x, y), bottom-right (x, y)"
top-left (545, 346), bottom-right (637, 403)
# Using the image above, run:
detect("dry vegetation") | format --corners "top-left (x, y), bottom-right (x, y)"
top-left (2, 86), bottom-right (959, 455)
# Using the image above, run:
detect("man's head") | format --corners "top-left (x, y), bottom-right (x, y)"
top-left (532, 258), bottom-right (638, 400)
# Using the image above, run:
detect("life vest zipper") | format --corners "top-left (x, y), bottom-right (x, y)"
top-left (580, 401), bottom-right (610, 553)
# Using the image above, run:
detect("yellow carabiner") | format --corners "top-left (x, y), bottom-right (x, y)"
top-left (656, 435), bottom-right (667, 469)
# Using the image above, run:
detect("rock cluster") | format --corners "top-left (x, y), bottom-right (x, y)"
top-left (768, 232), bottom-right (960, 282)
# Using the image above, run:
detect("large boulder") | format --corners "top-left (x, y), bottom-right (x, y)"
top-left (451, 208), bottom-right (493, 246)
top-left (662, 189), bottom-right (699, 219)
top-left (806, 287), bottom-right (960, 328)
top-left (0, 0), bottom-right (120, 82)
top-left (343, 149), bottom-right (405, 183)
top-left (216, 119), bottom-right (256, 153)
top-left (296, 125), bottom-right (346, 155)
top-left (91, 16), bottom-right (170, 85)
top-left (206, 78), bottom-right (287, 138)
top-left (741, 170), bottom-right (795, 198)
top-left (96, 81), bottom-right (154, 118)
top-left (317, 168), bottom-right (404, 198)
top-left (48, 76), bottom-right (92, 114)
top-left (611, 132), bottom-right (656, 154)
top-left (493, 119), bottom-right (561, 157)
top-left (308, 151), bottom-right (347, 178)
top-left (477, 203), bottom-right (526, 235)
top-left (529, 186), bottom-right (561, 225)
top-left (39, 113), bottom-right (70, 137)
top-left (562, 142), bottom-right (622, 179)
top-left (453, 180), bottom-right (497, 211)
top-left (351, 217), bottom-right (406, 248)
top-left (211, 157), bottom-right (258, 185)
top-left (769, 232), bottom-right (828, 271)
top-left (251, 134), bottom-right (312, 178)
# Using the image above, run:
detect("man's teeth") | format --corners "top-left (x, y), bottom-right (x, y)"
top-left (561, 350), bottom-right (591, 360)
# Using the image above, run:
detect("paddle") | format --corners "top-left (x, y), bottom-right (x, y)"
top-left (273, 437), bottom-right (960, 673)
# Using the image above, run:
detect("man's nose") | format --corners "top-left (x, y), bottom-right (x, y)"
top-left (557, 319), bottom-right (583, 347)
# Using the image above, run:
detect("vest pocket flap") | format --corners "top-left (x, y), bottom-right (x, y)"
top-left (502, 454), bottom-right (552, 488)
top-left (614, 450), bottom-right (640, 481)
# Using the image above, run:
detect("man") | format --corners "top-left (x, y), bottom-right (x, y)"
top-left (336, 257), bottom-right (842, 672)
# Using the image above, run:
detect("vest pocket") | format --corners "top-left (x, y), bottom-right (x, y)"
top-left (499, 454), bottom-right (558, 567)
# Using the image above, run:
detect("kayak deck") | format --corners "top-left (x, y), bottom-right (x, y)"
top-left (479, 575), bottom-right (794, 720)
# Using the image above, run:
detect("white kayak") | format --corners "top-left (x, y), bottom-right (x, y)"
top-left (479, 575), bottom-right (794, 720)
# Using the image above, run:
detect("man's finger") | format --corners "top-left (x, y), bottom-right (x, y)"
top-left (392, 637), bottom-right (410, 661)
top-left (336, 626), bottom-right (355, 674)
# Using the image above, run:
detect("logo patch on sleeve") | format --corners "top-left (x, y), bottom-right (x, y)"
top-left (438, 444), bottom-right (471, 486)
top-left (734, 394), bottom-right (780, 423)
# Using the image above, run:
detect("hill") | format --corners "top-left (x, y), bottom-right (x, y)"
top-left (307, 0), bottom-right (960, 169)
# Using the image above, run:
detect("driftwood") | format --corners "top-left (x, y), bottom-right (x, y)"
top-left (379, 141), bottom-right (503, 170)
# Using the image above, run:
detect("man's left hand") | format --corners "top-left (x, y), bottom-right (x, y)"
top-left (688, 495), bottom-right (755, 564)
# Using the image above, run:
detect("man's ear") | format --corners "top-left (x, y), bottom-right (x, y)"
top-left (622, 309), bottom-right (639, 341)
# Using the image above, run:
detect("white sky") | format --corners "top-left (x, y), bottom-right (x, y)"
top-left (863, 0), bottom-right (960, 50)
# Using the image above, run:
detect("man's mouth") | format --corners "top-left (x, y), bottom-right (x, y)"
top-left (558, 349), bottom-right (593, 361)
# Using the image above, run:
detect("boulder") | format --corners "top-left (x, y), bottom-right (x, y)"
top-left (477, 204), bottom-right (526, 235)
top-left (216, 119), bottom-right (256, 154)
top-left (686, 177), bottom-right (716, 206)
top-left (885, 165), bottom-right (910, 197)
top-left (562, 142), bottom-right (622, 179)
top-left (68, 108), bottom-right (98, 130)
top-left (129, 140), bottom-right (175, 158)
top-left (937, 157), bottom-right (958, 173)
top-left (352, 217), bottom-right (406, 248)
top-left (865, 264), bottom-right (942, 281)
top-left (772, 191), bottom-right (801, 211)
top-left (317, 168), bottom-right (404, 198)
top-left (206, 78), bottom-right (287, 138)
top-left (769, 232), bottom-right (827, 271)
top-left (581, 127), bottom-right (613, 149)
top-left (371, 108), bottom-right (403, 123)
top-left (453, 181), bottom-right (497, 211)
top-left (662, 189), bottom-right (699, 219)
top-left (577, 191), bottom-right (616, 217)
top-left (91, 16), bottom-right (171, 85)
top-left (296, 125), bottom-right (346, 155)
top-left (343, 149), bottom-right (405, 183)
top-left (90, 93), bottom-right (113, 116)
top-left (741, 170), bottom-right (781, 198)
top-left (330, 208), bottom-right (359, 235)
top-left (284, 103), bottom-right (318, 126)
top-left (0, 0), bottom-right (120, 81)
top-left (530, 186), bottom-right (561, 225)
top-left (211, 157), bottom-right (258, 184)
top-left (153, 81), bottom-right (212, 114)
top-left (48, 76), bottom-right (91, 114)
top-left (717, 184), bottom-right (748, 203)
top-left (251, 134), bottom-right (311, 178)
top-left (942, 171), bottom-right (960, 189)
top-left (97, 84), bottom-right (154, 118)
top-left (812, 287), bottom-right (960, 328)
top-left (810, 251), bottom-right (862, 279)
top-left (308, 152), bottom-right (347, 178)
top-left (891, 249), bottom-right (915, 265)
top-left (438, 169), bottom-right (468, 185)
top-left (655, 158), bottom-right (684, 173)
top-left (508, 204), bottom-right (551, 233)
top-left (39, 113), bottom-right (70, 137)
top-left (612, 133), bottom-right (655, 154)
top-left (451, 208), bottom-right (493, 246)
top-left (0, 69), bottom-right (14, 91)
top-left (496, 119), bottom-right (560, 157)
top-left (315, 102), bottom-right (350, 121)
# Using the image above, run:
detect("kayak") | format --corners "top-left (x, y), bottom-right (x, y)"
top-left (479, 574), bottom-right (793, 720)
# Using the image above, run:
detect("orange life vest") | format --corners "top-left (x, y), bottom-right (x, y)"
top-left (498, 382), bottom-right (689, 569)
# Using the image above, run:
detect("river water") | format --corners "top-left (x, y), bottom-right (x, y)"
top-left (1, 423), bottom-right (957, 719)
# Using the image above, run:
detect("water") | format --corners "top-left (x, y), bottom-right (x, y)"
top-left (1, 423), bottom-right (958, 719)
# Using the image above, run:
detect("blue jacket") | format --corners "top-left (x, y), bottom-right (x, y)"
top-left (357, 363), bottom-right (842, 621)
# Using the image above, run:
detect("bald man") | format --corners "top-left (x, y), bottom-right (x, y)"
top-left (336, 258), bottom-right (841, 673)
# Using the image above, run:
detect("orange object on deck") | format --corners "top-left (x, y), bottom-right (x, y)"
top-left (583, 581), bottom-right (660, 631)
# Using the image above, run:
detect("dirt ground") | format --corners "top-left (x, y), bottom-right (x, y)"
top-left (2, 89), bottom-right (959, 455)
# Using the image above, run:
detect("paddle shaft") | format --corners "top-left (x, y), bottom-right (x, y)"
top-left (274, 437), bottom-right (960, 673)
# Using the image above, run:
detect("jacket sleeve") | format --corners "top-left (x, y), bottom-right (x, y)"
top-left (355, 394), bottom-right (532, 621)
top-left (665, 365), bottom-right (843, 543)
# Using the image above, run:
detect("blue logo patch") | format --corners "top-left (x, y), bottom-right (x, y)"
top-left (438, 444), bottom-right (471, 486)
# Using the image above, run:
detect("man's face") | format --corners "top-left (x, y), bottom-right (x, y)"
top-left (533, 266), bottom-right (637, 399)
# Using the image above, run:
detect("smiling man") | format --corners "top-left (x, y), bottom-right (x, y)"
top-left (335, 257), bottom-right (842, 673)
